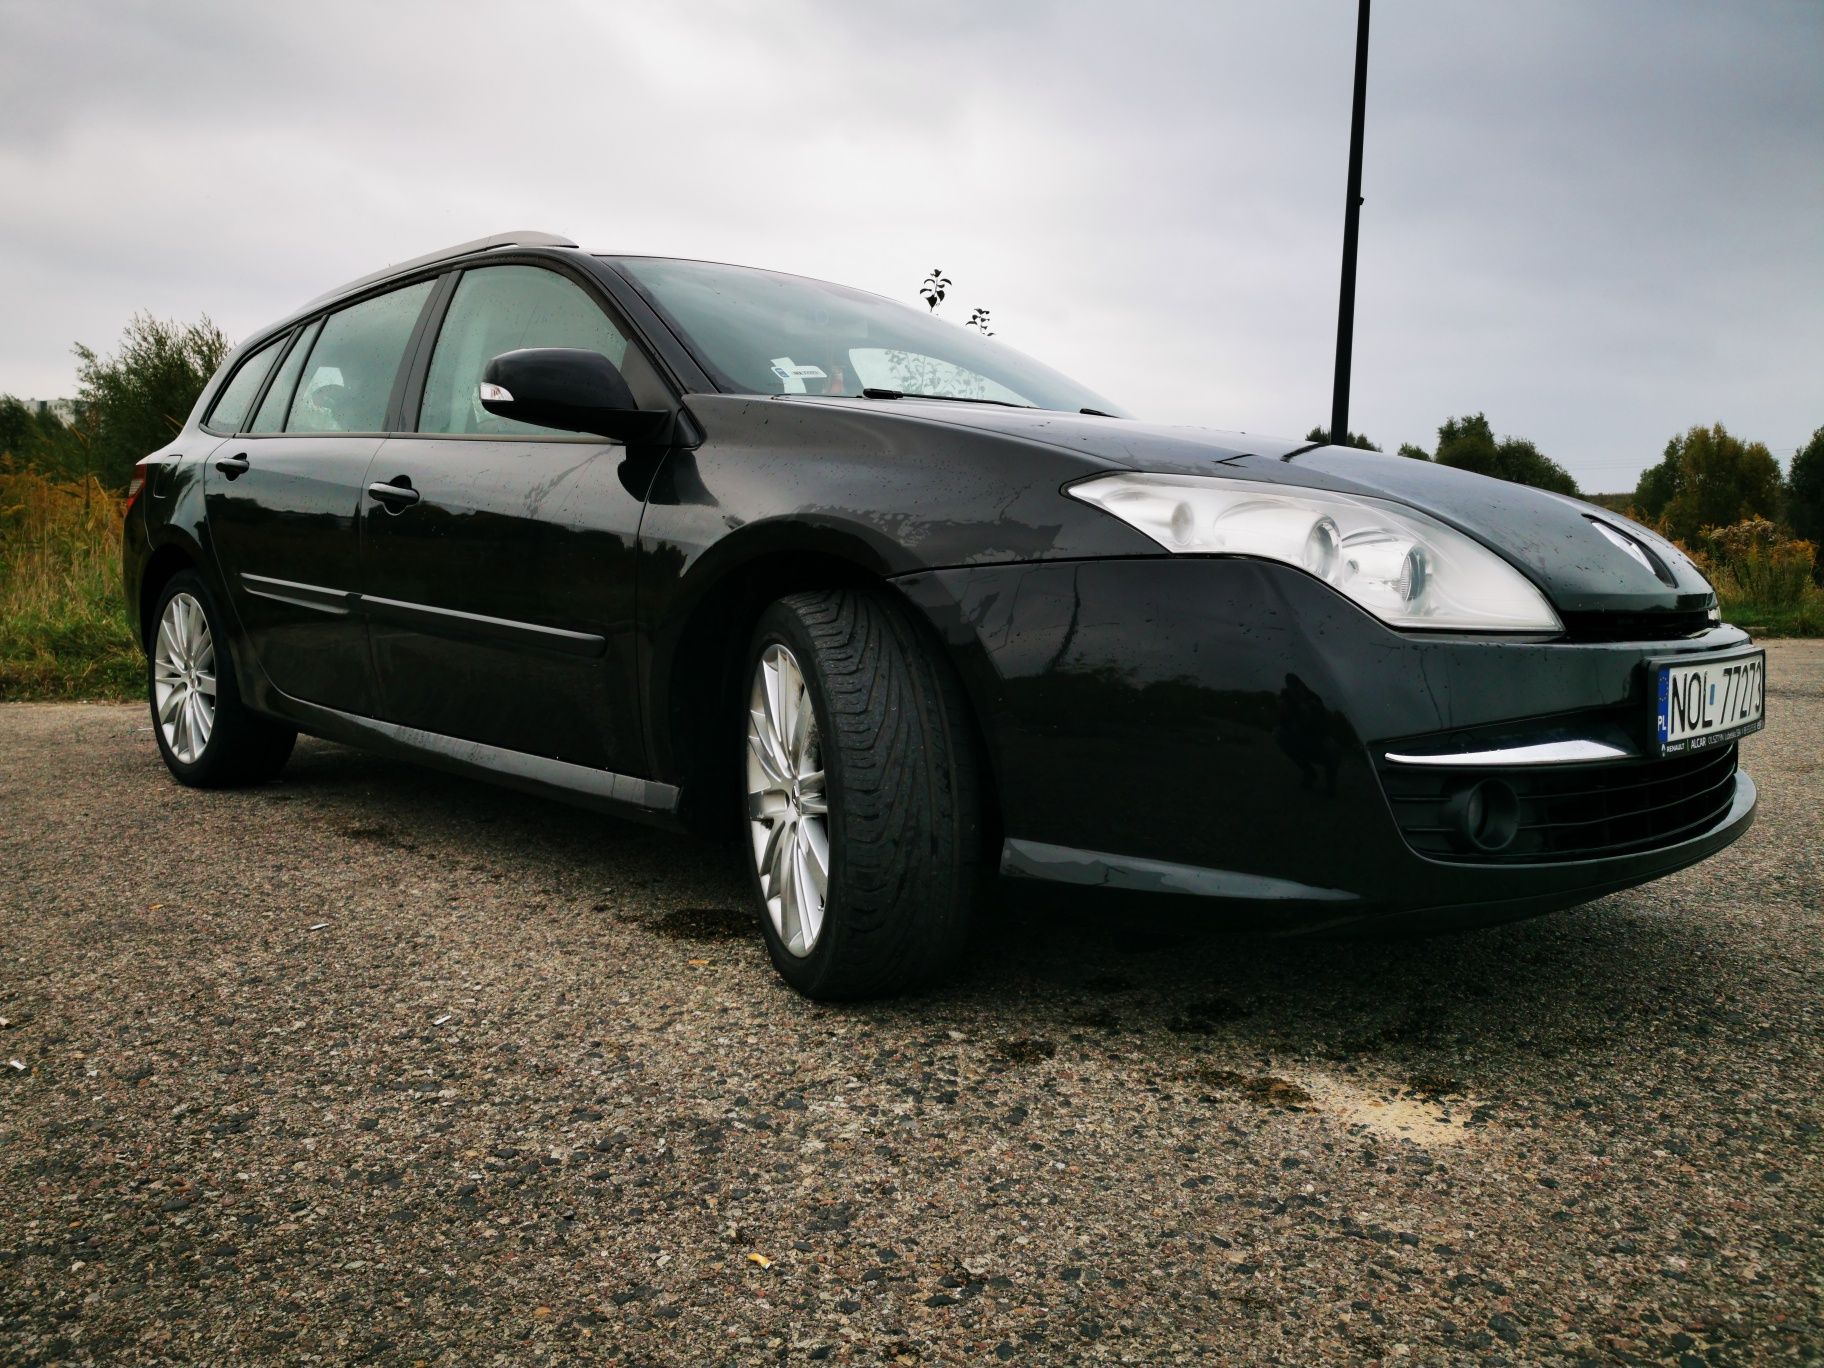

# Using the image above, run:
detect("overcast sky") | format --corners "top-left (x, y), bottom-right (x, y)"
top-left (2, 0), bottom-right (1818, 490)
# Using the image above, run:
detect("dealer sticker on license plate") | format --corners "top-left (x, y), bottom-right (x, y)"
top-left (1656, 650), bottom-right (1766, 754)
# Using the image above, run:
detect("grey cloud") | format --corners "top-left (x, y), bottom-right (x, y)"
top-left (1, 0), bottom-right (1817, 487)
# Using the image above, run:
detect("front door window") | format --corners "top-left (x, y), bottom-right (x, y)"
top-left (418, 266), bottom-right (631, 437)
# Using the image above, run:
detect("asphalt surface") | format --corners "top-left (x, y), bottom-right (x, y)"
top-left (1, 642), bottom-right (1820, 1367)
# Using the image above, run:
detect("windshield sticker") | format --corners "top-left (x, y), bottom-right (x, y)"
top-left (770, 358), bottom-right (828, 382)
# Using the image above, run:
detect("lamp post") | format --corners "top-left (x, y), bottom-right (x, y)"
top-left (1329, 0), bottom-right (1371, 447)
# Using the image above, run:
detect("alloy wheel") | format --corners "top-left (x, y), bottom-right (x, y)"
top-left (746, 643), bottom-right (831, 957)
top-left (153, 592), bottom-right (217, 764)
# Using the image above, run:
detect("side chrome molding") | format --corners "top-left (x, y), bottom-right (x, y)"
top-left (242, 573), bottom-right (357, 615)
top-left (239, 573), bottom-right (606, 657)
top-left (1383, 737), bottom-right (1638, 767)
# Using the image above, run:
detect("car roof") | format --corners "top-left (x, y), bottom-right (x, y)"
top-left (299, 230), bottom-right (579, 311)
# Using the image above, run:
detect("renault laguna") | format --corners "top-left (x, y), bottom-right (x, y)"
top-left (122, 231), bottom-right (1763, 998)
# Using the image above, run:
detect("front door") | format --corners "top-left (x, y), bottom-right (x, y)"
top-left (358, 264), bottom-right (652, 772)
top-left (204, 281), bottom-right (435, 714)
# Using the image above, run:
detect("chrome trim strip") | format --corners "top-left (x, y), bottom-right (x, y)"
top-left (360, 594), bottom-right (607, 658)
top-left (1383, 738), bottom-right (1639, 767)
top-left (241, 573), bottom-right (355, 616)
top-left (237, 574), bottom-right (606, 657)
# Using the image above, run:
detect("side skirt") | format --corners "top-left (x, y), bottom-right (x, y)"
top-left (263, 692), bottom-right (684, 830)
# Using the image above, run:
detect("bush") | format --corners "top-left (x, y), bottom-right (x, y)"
top-left (72, 313), bottom-right (229, 490)
top-left (0, 458), bottom-right (140, 699)
top-left (1679, 515), bottom-right (1824, 636)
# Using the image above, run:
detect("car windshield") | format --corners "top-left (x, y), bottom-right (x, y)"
top-left (613, 257), bottom-right (1128, 417)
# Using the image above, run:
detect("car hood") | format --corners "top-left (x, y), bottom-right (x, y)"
top-left (838, 400), bottom-right (1715, 618)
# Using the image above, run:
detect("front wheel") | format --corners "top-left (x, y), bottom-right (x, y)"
top-left (742, 588), bottom-right (985, 1000)
top-left (148, 570), bottom-right (296, 788)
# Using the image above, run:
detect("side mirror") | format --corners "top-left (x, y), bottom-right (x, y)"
top-left (479, 348), bottom-right (670, 442)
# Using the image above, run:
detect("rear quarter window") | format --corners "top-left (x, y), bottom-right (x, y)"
top-left (203, 337), bottom-right (284, 434)
top-left (248, 320), bottom-right (320, 434)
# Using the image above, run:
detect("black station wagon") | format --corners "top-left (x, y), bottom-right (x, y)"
top-left (123, 230), bottom-right (1763, 998)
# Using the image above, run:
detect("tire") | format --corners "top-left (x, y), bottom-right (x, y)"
top-left (741, 588), bottom-right (985, 1000)
top-left (148, 570), bottom-right (296, 788)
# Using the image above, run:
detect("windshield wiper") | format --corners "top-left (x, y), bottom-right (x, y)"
top-left (860, 387), bottom-right (1036, 410)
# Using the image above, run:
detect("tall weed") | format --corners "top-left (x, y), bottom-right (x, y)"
top-left (0, 457), bottom-right (141, 699)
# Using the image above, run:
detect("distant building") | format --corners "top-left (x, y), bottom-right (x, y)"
top-left (16, 398), bottom-right (83, 426)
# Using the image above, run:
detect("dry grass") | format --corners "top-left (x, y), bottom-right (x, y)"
top-left (0, 459), bottom-right (141, 700)
top-left (1688, 517), bottom-right (1824, 637)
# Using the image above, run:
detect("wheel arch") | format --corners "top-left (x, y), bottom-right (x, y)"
top-left (652, 542), bottom-right (1001, 844)
top-left (137, 537), bottom-right (205, 650)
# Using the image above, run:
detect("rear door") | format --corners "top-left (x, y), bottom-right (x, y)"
top-left (205, 279), bottom-right (435, 713)
top-left (358, 263), bottom-right (658, 771)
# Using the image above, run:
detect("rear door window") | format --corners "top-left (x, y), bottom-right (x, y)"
top-left (285, 281), bottom-right (434, 434)
top-left (418, 265), bottom-right (630, 437)
top-left (204, 336), bottom-right (284, 434)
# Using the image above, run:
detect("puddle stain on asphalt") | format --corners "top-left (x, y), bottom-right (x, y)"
top-left (1187, 1067), bottom-right (1313, 1107)
top-left (994, 1037), bottom-right (1058, 1066)
top-left (641, 905), bottom-right (756, 943)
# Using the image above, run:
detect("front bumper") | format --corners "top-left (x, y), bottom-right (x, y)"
top-left (895, 556), bottom-right (1758, 931)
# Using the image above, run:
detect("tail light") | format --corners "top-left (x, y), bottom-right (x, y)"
top-left (125, 459), bottom-right (152, 515)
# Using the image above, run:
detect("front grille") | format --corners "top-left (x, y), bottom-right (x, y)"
top-left (1558, 609), bottom-right (1713, 641)
top-left (1379, 743), bottom-right (1739, 863)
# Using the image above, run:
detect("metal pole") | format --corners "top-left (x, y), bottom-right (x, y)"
top-left (1330, 0), bottom-right (1371, 446)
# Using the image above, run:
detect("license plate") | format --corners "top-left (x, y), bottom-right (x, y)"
top-left (1655, 650), bottom-right (1765, 755)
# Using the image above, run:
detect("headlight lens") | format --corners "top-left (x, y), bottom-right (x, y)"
top-left (1067, 472), bottom-right (1562, 632)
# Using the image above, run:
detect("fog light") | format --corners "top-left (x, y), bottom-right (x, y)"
top-left (1443, 779), bottom-right (1520, 852)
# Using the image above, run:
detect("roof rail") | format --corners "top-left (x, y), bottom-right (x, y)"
top-left (301, 230), bottom-right (578, 310)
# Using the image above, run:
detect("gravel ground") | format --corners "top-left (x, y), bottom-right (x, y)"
top-left (1, 642), bottom-right (1820, 1367)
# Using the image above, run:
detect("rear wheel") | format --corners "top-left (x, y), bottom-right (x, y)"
top-left (742, 588), bottom-right (984, 1000)
top-left (149, 570), bottom-right (296, 787)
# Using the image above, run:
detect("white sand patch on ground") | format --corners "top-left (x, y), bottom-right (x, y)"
top-left (1297, 1073), bottom-right (1486, 1148)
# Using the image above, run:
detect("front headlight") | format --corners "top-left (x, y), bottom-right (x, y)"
top-left (1067, 472), bottom-right (1562, 633)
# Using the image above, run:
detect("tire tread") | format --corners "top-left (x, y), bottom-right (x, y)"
top-left (753, 587), bottom-right (982, 998)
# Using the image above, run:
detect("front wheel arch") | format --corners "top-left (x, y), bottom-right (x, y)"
top-left (656, 550), bottom-right (1000, 850)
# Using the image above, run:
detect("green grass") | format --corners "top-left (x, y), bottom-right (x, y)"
top-left (1715, 590), bottom-right (1824, 639)
top-left (0, 463), bottom-right (142, 701)
top-left (0, 595), bottom-right (141, 701)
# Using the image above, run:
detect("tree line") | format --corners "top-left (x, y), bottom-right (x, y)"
top-left (0, 315), bottom-right (228, 488)
top-left (1307, 415), bottom-right (1824, 565)
top-left (4, 311), bottom-right (1819, 577)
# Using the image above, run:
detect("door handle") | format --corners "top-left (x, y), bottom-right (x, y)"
top-left (215, 453), bottom-right (250, 478)
top-left (367, 478), bottom-right (420, 508)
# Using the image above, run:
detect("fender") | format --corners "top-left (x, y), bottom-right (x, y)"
top-left (632, 400), bottom-right (1162, 787)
